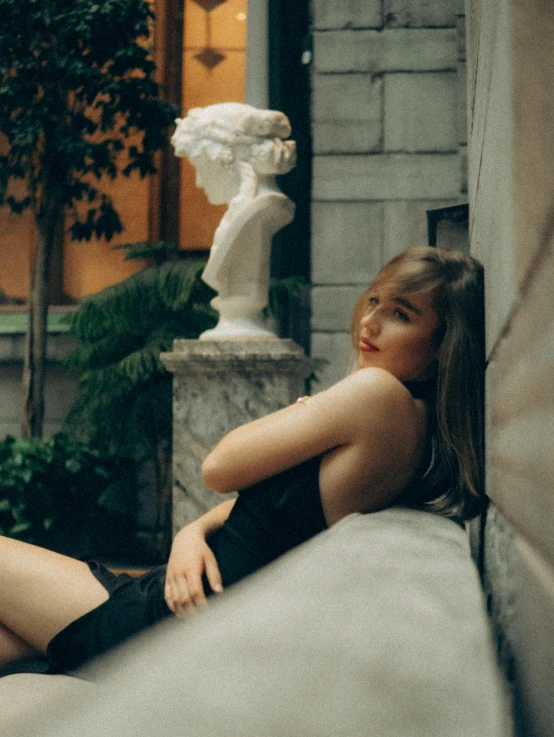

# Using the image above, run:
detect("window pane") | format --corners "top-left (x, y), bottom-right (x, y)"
top-left (180, 0), bottom-right (247, 250)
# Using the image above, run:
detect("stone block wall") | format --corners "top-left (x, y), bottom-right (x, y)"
top-left (0, 334), bottom-right (79, 438)
top-left (310, 0), bottom-right (467, 389)
top-left (467, 0), bottom-right (554, 735)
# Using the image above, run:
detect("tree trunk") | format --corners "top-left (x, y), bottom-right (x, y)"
top-left (21, 192), bottom-right (61, 438)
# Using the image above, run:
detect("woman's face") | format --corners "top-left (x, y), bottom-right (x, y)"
top-left (356, 284), bottom-right (440, 382)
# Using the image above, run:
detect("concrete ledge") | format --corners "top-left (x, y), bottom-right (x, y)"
top-left (0, 673), bottom-right (92, 723)
top-left (1, 509), bottom-right (509, 737)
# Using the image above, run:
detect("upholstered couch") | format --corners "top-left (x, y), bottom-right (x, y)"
top-left (0, 509), bottom-right (510, 737)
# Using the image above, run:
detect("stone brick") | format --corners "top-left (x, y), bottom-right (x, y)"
top-left (312, 73), bottom-right (382, 153)
top-left (0, 335), bottom-right (25, 361)
top-left (310, 332), bottom-right (353, 392)
top-left (457, 62), bottom-right (468, 145)
top-left (313, 154), bottom-right (461, 201)
top-left (43, 367), bottom-right (79, 421)
top-left (311, 202), bottom-right (384, 284)
top-left (382, 199), bottom-right (457, 260)
top-left (0, 337), bottom-right (15, 361)
top-left (384, 0), bottom-right (457, 28)
top-left (0, 422), bottom-right (20, 437)
top-left (45, 335), bottom-right (79, 361)
top-left (313, 123), bottom-right (381, 154)
top-left (0, 366), bottom-right (23, 422)
top-left (0, 333), bottom-right (77, 363)
top-left (310, 286), bottom-right (362, 332)
top-left (456, 13), bottom-right (466, 62)
top-left (0, 344), bottom-right (79, 436)
top-left (312, 73), bottom-right (382, 122)
top-left (459, 144), bottom-right (467, 193)
top-left (384, 72), bottom-right (458, 152)
top-left (314, 29), bottom-right (457, 74)
top-left (313, 0), bottom-right (382, 30)
top-left (12, 335), bottom-right (26, 359)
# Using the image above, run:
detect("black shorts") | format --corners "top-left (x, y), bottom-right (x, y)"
top-left (47, 562), bottom-right (172, 673)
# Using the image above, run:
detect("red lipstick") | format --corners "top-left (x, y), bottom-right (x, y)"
top-left (358, 337), bottom-right (379, 352)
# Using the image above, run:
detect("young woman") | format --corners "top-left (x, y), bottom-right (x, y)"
top-left (0, 246), bottom-right (485, 674)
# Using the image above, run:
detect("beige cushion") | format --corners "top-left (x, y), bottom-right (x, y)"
top-left (1, 509), bottom-right (509, 737)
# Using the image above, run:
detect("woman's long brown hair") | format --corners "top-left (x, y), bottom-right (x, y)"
top-left (351, 247), bottom-right (485, 522)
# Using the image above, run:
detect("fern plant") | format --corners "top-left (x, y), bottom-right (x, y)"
top-left (65, 258), bottom-right (216, 440)
top-left (62, 249), bottom-right (217, 559)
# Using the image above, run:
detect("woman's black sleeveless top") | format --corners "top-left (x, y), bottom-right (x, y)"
top-left (206, 455), bottom-right (327, 590)
top-left (206, 380), bottom-right (433, 590)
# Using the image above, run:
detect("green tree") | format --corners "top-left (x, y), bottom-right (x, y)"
top-left (0, 0), bottom-right (175, 437)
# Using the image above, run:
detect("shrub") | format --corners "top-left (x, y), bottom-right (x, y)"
top-left (0, 433), bottom-right (134, 559)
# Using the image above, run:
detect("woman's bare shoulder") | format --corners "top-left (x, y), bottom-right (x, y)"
top-left (318, 368), bottom-right (421, 439)
top-left (324, 368), bottom-right (415, 410)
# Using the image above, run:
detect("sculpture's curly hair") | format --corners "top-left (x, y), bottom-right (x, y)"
top-left (171, 103), bottom-right (296, 175)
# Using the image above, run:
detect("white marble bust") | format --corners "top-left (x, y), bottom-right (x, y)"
top-left (171, 103), bottom-right (296, 340)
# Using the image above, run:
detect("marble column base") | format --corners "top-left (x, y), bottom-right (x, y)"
top-left (161, 339), bottom-right (312, 535)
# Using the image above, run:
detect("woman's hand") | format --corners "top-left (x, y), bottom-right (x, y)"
top-left (164, 521), bottom-right (222, 616)
top-left (164, 499), bottom-right (235, 616)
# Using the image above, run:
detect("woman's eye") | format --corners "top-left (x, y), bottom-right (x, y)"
top-left (394, 309), bottom-right (410, 322)
top-left (367, 296), bottom-right (378, 305)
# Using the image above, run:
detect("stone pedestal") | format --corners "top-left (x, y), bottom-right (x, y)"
top-left (161, 339), bottom-right (312, 535)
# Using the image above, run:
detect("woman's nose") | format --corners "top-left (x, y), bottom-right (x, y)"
top-left (361, 310), bottom-right (380, 334)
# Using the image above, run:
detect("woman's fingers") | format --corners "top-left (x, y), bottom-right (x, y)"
top-left (203, 548), bottom-right (223, 595)
top-left (164, 567), bottom-right (208, 615)
top-left (164, 577), bottom-right (185, 616)
top-left (164, 542), bottom-right (223, 616)
top-left (165, 574), bottom-right (194, 616)
top-left (186, 574), bottom-right (208, 609)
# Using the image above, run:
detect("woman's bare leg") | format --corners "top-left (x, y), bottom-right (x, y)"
top-left (0, 622), bottom-right (40, 668)
top-left (0, 536), bottom-right (109, 655)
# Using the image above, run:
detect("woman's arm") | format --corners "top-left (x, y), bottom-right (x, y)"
top-left (164, 498), bottom-right (235, 616)
top-left (202, 367), bottom-right (419, 495)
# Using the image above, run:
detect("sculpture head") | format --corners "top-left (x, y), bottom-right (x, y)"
top-left (171, 103), bottom-right (297, 204)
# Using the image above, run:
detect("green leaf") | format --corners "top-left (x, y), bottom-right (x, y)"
top-left (10, 522), bottom-right (33, 535)
top-left (65, 458), bottom-right (82, 473)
